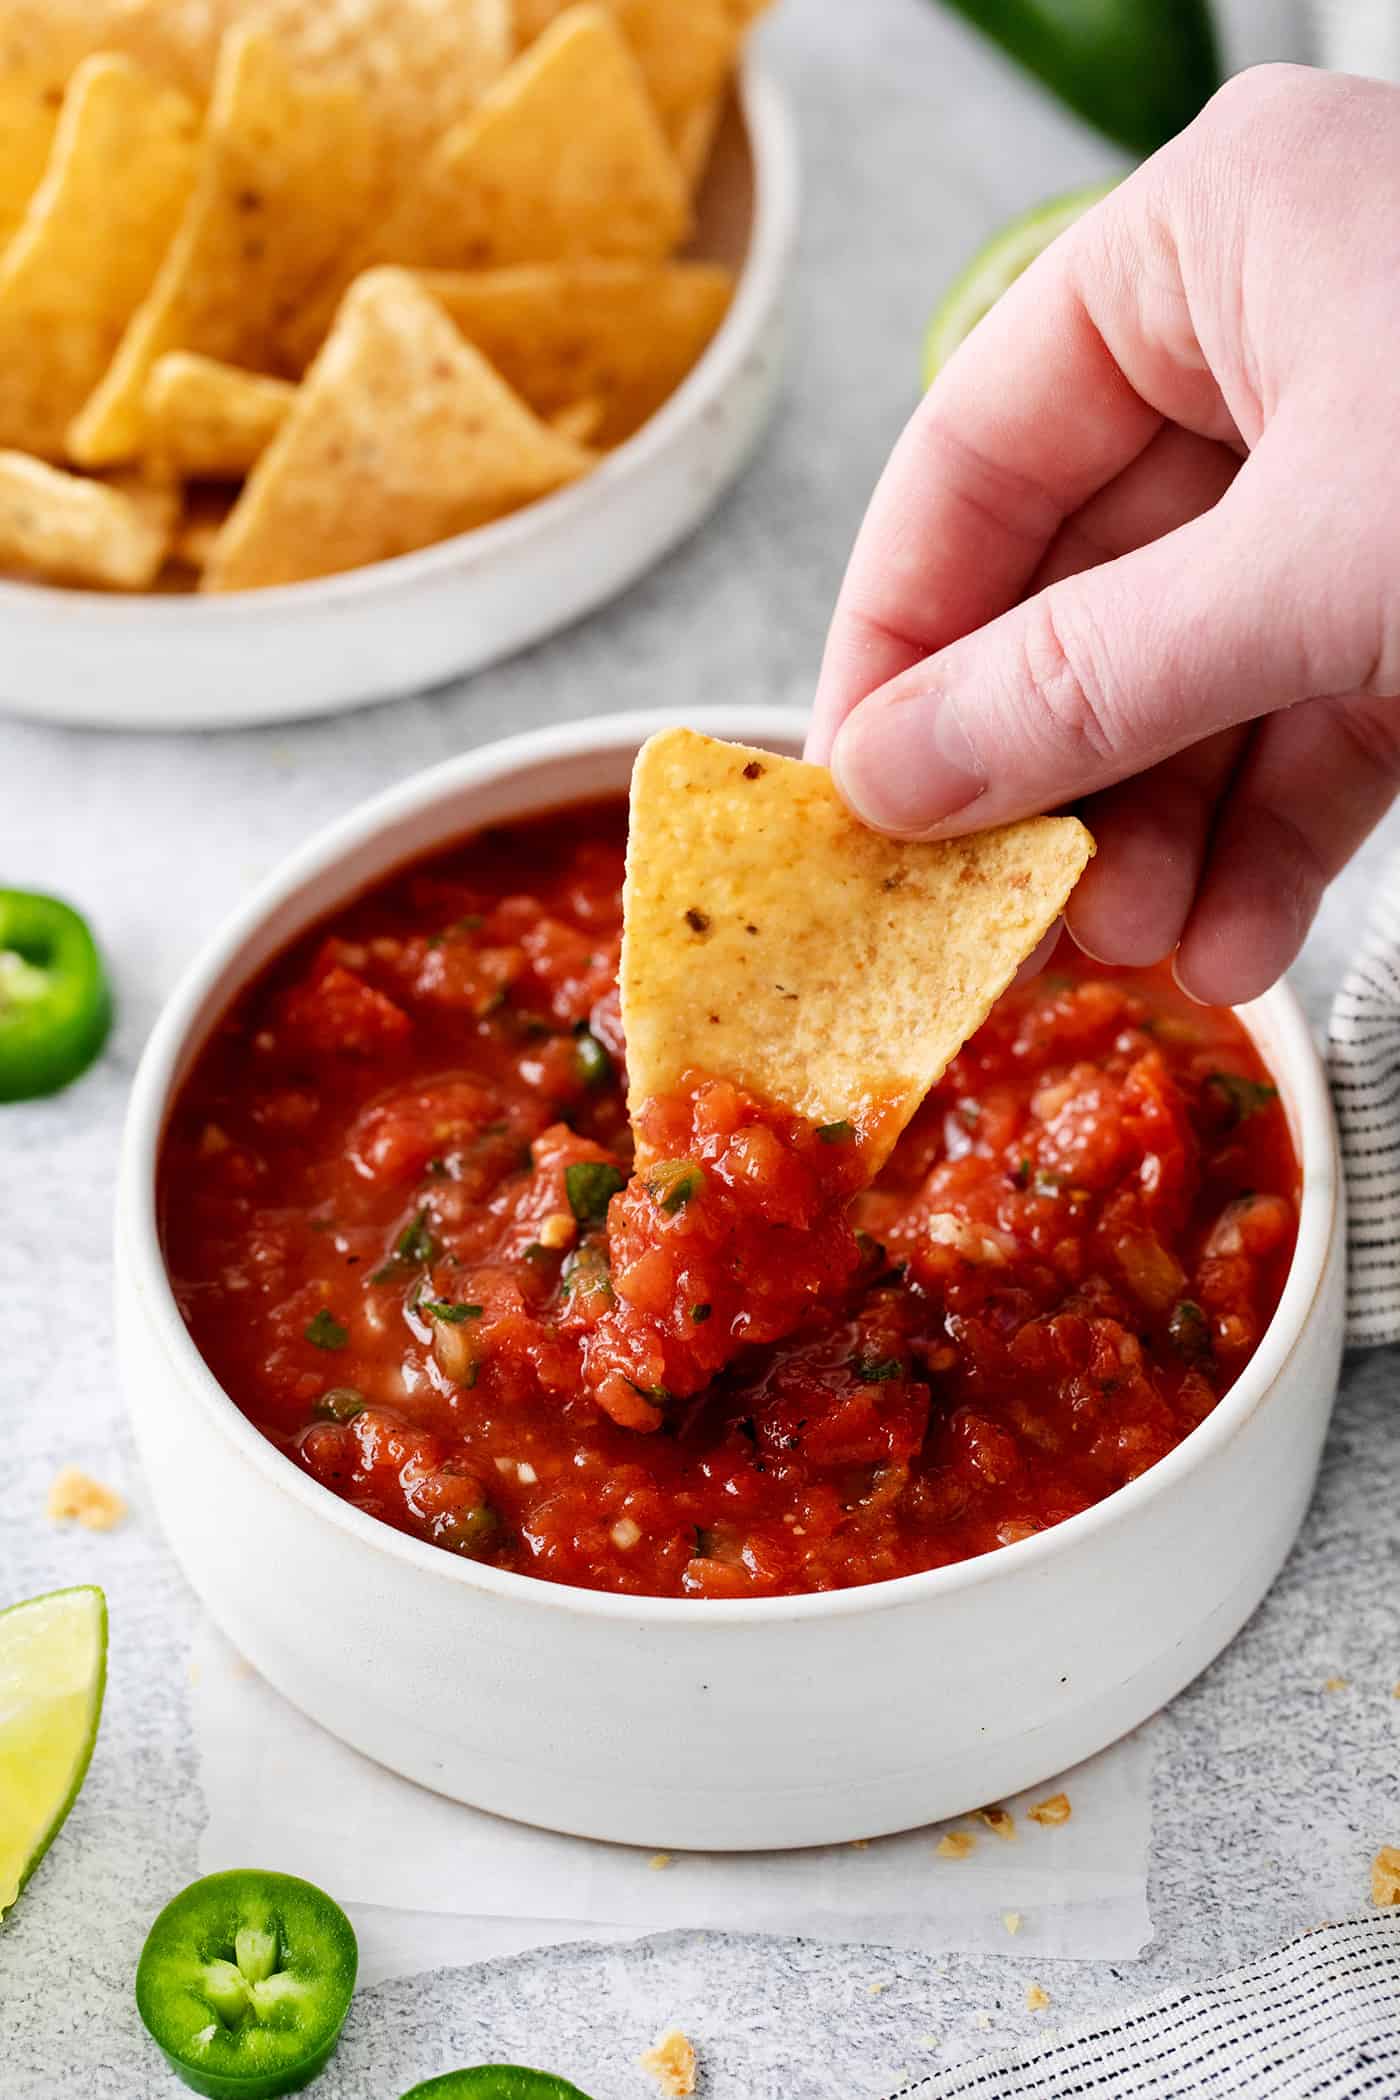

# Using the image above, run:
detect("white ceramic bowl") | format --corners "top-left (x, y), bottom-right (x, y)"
top-left (117, 706), bottom-right (1345, 1850)
top-left (1, 63), bottom-right (796, 734)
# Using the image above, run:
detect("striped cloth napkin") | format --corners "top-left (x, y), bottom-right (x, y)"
top-left (884, 1916), bottom-right (1400, 2100)
top-left (1329, 860), bottom-right (1400, 1344)
top-left (881, 887), bottom-right (1400, 2097)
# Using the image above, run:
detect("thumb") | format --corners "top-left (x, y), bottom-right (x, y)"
top-left (828, 472), bottom-right (1353, 838)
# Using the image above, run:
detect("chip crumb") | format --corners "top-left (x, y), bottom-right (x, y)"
top-left (1371, 1846), bottom-right (1400, 1907)
top-left (1028, 1793), bottom-right (1072, 1826)
top-left (976, 1804), bottom-right (1016, 1839)
top-left (1026, 1983), bottom-right (1051, 2012)
top-left (974, 2011), bottom-right (993, 2031)
top-left (1391, 1682), bottom-right (1400, 1700)
top-left (848, 1837), bottom-right (870, 1850)
top-left (648, 1852), bottom-right (673, 1871)
top-left (1003, 1910), bottom-right (1023, 1935)
top-left (46, 1466), bottom-right (126, 1531)
top-left (638, 2027), bottom-right (696, 2097)
top-left (936, 1830), bottom-right (976, 1859)
top-left (1323, 1675), bottom-right (1350, 1693)
top-left (867, 1980), bottom-right (888, 1995)
top-left (916, 2034), bottom-right (940, 2048)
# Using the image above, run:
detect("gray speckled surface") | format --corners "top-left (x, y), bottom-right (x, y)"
top-left (4, 3), bottom-right (1396, 2096)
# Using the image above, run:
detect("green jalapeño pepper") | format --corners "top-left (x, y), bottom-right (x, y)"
top-left (0, 888), bottom-right (112, 1101)
top-left (135, 1869), bottom-right (358, 2098)
top-left (938, 0), bottom-right (1221, 157)
top-left (400, 2073), bottom-right (596, 2100)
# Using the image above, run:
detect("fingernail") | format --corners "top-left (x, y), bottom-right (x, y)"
top-left (830, 693), bottom-right (987, 835)
top-left (1170, 952), bottom-right (1210, 1007)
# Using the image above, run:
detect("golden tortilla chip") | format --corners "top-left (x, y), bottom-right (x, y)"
top-left (621, 730), bottom-right (1094, 1168)
top-left (203, 268), bottom-right (593, 592)
top-left (0, 4), bottom-right (201, 242)
top-left (144, 352), bottom-right (294, 476)
top-left (0, 56), bottom-right (200, 460)
top-left (419, 262), bottom-right (732, 446)
top-left (251, 0), bottom-right (509, 163)
top-left (673, 91), bottom-right (725, 193)
top-left (514, 0), bottom-right (768, 155)
top-left (548, 398), bottom-right (605, 446)
top-left (377, 8), bottom-right (688, 273)
top-left (0, 454), bottom-right (176, 589)
top-left (67, 26), bottom-right (373, 468)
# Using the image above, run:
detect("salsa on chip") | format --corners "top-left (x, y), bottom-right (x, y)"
top-left (161, 737), bottom-right (1298, 1599)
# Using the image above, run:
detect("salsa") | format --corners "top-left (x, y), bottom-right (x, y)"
top-left (160, 801), bottom-right (1299, 1600)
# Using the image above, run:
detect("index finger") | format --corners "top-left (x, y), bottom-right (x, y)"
top-left (806, 171), bottom-right (1212, 762)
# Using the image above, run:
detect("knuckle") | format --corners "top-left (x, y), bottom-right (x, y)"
top-left (1204, 62), bottom-right (1322, 132)
top-left (1011, 591), bottom-right (1122, 769)
top-left (1333, 697), bottom-right (1400, 782)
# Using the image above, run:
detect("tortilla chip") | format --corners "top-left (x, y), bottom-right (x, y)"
top-left (0, 453), bottom-right (176, 589)
top-left (548, 398), bottom-right (605, 446)
top-left (514, 0), bottom-right (768, 155)
top-left (621, 730), bottom-right (1094, 1168)
top-left (377, 7), bottom-right (688, 273)
top-left (250, 0), bottom-right (509, 163)
top-left (203, 268), bottom-right (593, 592)
top-left (0, 57), bottom-right (200, 460)
top-left (67, 26), bottom-right (373, 468)
top-left (144, 352), bottom-right (294, 477)
top-left (673, 91), bottom-right (725, 193)
top-left (0, 62), bottom-right (60, 251)
top-left (0, 3), bottom-right (202, 242)
top-left (419, 262), bottom-right (733, 446)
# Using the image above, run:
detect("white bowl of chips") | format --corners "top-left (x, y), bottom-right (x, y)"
top-left (0, 6), bottom-right (794, 729)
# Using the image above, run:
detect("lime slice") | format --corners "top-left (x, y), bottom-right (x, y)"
top-left (0, 1586), bottom-right (107, 1919)
top-left (922, 182), bottom-right (1116, 385)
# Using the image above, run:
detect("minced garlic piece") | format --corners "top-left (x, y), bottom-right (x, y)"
top-left (537, 1210), bottom-right (576, 1250)
top-left (1026, 1983), bottom-right (1051, 2012)
top-left (47, 1466), bottom-right (126, 1531)
top-left (936, 1831), bottom-right (976, 1859)
top-left (639, 2027), bottom-right (697, 2097)
top-left (1028, 1793), bottom-right (1071, 1826)
top-left (1372, 1846), bottom-right (1400, 1907)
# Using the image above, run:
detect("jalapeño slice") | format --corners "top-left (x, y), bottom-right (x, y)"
top-left (135, 1869), bottom-right (358, 2098)
top-left (0, 888), bottom-right (112, 1101)
top-left (400, 2072), bottom-right (596, 2100)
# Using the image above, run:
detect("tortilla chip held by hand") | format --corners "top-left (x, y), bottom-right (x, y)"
top-left (621, 730), bottom-right (1094, 1171)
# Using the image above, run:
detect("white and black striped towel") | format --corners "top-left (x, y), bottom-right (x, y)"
top-left (1329, 860), bottom-right (1400, 1346)
top-left (885, 1915), bottom-right (1400, 2099)
top-left (877, 895), bottom-right (1400, 2100)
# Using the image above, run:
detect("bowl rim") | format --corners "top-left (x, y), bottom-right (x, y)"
top-left (2, 51), bottom-right (798, 628)
top-left (119, 703), bottom-right (1342, 1626)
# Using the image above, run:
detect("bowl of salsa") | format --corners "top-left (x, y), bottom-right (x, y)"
top-left (117, 707), bottom-right (1344, 1849)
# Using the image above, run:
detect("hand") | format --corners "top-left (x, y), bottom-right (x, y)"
top-left (808, 65), bottom-right (1400, 1004)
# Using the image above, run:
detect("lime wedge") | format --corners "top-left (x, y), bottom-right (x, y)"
top-left (922, 182), bottom-right (1116, 385)
top-left (0, 1586), bottom-right (107, 1919)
